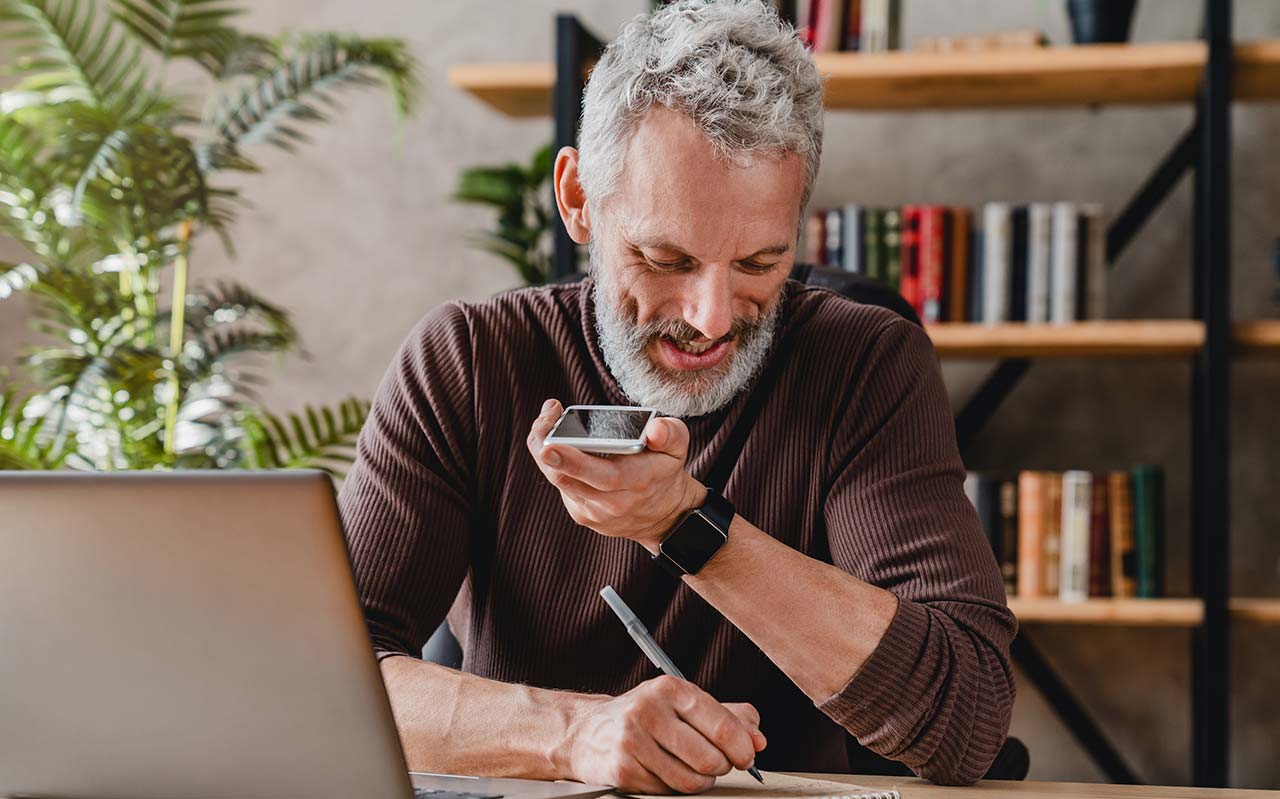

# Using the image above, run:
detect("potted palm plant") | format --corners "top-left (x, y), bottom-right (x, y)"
top-left (0, 0), bottom-right (418, 473)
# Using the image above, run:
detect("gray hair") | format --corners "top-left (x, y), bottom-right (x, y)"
top-left (577, 0), bottom-right (825, 221)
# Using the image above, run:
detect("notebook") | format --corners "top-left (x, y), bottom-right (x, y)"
top-left (628, 770), bottom-right (902, 799)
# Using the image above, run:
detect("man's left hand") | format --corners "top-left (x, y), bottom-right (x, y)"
top-left (527, 399), bottom-right (707, 551)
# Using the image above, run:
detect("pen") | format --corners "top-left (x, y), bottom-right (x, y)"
top-left (599, 585), bottom-right (764, 784)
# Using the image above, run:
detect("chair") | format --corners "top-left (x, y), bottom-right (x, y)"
top-left (421, 264), bottom-right (1029, 780)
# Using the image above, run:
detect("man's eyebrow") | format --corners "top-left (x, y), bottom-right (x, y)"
top-left (627, 239), bottom-right (792, 259)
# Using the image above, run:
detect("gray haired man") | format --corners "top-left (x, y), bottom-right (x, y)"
top-left (339, 0), bottom-right (1016, 792)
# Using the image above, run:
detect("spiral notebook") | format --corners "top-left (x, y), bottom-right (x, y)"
top-left (627, 770), bottom-right (902, 799)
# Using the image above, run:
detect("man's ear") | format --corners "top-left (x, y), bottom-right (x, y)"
top-left (553, 146), bottom-right (592, 245)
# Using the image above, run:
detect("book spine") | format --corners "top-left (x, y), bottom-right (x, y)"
top-left (949, 206), bottom-right (971, 322)
top-left (796, 0), bottom-right (816, 48)
top-left (825, 207), bottom-right (844, 267)
top-left (842, 204), bottom-right (862, 273)
top-left (968, 227), bottom-right (984, 322)
top-left (1075, 210), bottom-right (1089, 320)
top-left (863, 208), bottom-right (884, 282)
top-left (899, 206), bottom-right (921, 315)
top-left (1016, 471), bottom-right (1044, 598)
top-left (1059, 470), bottom-right (1092, 602)
top-left (998, 478), bottom-right (1019, 597)
top-left (1026, 202), bottom-right (1053, 324)
top-left (1131, 465), bottom-right (1165, 598)
top-left (1009, 206), bottom-right (1030, 322)
top-left (883, 207), bottom-right (903, 293)
top-left (1108, 470), bottom-right (1137, 598)
top-left (1043, 471), bottom-right (1062, 597)
top-left (842, 0), bottom-right (862, 50)
top-left (1050, 202), bottom-right (1078, 324)
top-left (981, 203), bottom-right (1012, 324)
top-left (1088, 472), bottom-right (1111, 597)
top-left (860, 0), bottom-right (885, 52)
top-left (1082, 203), bottom-right (1107, 319)
top-left (919, 205), bottom-right (946, 323)
top-left (804, 210), bottom-right (826, 266)
top-left (885, 0), bottom-right (901, 50)
top-left (814, 0), bottom-right (842, 52)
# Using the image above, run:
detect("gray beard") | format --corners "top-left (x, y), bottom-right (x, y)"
top-left (592, 263), bottom-right (782, 419)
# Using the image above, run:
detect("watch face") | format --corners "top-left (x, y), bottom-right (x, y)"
top-left (662, 510), bottom-right (728, 574)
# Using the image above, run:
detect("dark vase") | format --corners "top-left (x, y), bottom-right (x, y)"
top-left (1066, 0), bottom-right (1139, 44)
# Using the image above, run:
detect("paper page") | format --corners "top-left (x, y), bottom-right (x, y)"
top-left (625, 769), bottom-right (898, 799)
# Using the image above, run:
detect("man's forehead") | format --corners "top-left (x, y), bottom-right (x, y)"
top-left (622, 228), bottom-right (791, 258)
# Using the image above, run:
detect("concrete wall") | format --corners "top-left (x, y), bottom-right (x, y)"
top-left (1, 0), bottom-right (1277, 787)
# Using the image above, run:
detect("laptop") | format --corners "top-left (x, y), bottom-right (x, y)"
top-left (0, 470), bottom-right (613, 799)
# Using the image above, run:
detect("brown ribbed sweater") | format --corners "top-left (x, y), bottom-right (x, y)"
top-left (337, 278), bottom-right (1017, 785)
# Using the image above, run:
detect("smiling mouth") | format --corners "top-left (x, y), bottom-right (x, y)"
top-left (654, 335), bottom-right (734, 371)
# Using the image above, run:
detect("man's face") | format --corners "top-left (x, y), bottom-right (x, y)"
top-left (590, 106), bottom-right (805, 417)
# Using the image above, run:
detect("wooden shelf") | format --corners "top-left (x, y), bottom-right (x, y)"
top-left (1231, 320), bottom-right (1280, 356)
top-left (1010, 598), bottom-right (1205, 627)
top-left (1009, 598), bottom-right (1280, 627)
top-left (450, 40), bottom-right (1280, 117)
top-left (926, 320), bottom-right (1204, 359)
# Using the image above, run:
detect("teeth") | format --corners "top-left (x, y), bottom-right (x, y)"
top-left (673, 338), bottom-right (715, 355)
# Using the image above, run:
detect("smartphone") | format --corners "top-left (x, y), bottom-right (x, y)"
top-left (543, 405), bottom-right (658, 455)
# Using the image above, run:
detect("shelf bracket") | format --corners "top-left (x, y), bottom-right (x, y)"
top-left (1108, 124), bottom-right (1200, 266)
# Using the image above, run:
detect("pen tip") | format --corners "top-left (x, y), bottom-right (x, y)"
top-left (748, 766), bottom-right (764, 783)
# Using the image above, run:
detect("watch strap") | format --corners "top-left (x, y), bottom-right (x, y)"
top-left (653, 488), bottom-right (734, 577)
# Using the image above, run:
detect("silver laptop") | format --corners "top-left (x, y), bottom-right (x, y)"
top-left (0, 470), bottom-right (612, 799)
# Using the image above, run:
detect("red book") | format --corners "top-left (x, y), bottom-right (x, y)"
top-left (919, 205), bottom-right (947, 323)
top-left (1089, 472), bottom-right (1112, 597)
top-left (899, 205), bottom-right (922, 314)
top-left (804, 210), bottom-right (826, 266)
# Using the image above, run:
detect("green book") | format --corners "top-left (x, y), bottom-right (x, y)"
top-left (883, 207), bottom-right (903, 292)
top-left (1130, 464), bottom-right (1165, 598)
top-left (862, 209), bottom-right (885, 283)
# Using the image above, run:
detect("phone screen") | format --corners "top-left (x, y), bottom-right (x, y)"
top-left (550, 408), bottom-right (652, 441)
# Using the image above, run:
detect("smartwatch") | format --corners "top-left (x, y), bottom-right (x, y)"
top-left (653, 488), bottom-right (734, 577)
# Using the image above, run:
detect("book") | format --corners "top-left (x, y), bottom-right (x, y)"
top-left (841, 204), bottom-right (862, 273)
top-left (1026, 203), bottom-right (1053, 324)
top-left (813, 0), bottom-right (844, 52)
top-left (1043, 471), bottom-right (1063, 597)
top-left (804, 210), bottom-right (825, 266)
top-left (981, 203), bottom-right (1012, 324)
top-left (824, 207), bottom-right (844, 267)
top-left (1109, 470), bottom-right (1137, 598)
top-left (859, 0), bottom-right (885, 51)
top-left (998, 478), bottom-right (1019, 596)
top-left (948, 206), bottom-right (971, 322)
top-left (919, 205), bottom-right (947, 323)
top-left (1088, 473), bottom-right (1112, 597)
top-left (1082, 203), bottom-right (1107, 319)
top-left (1131, 465), bottom-right (1165, 598)
top-left (1016, 471), bottom-right (1044, 598)
top-left (796, 0), bottom-right (816, 48)
top-left (968, 227), bottom-right (985, 322)
top-left (1050, 202), bottom-right (1079, 324)
top-left (1008, 206), bottom-right (1030, 322)
top-left (862, 208), bottom-right (884, 282)
top-left (841, 0), bottom-right (862, 50)
top-left (899, 205), bottom-right (922, 315)
top-left (883, 207), bottom-right (903, 292)
top-left (1059, 470), bottom-right (1092, 602)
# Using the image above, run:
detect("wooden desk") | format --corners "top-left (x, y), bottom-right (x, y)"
top-left (800, 774), bottom-right (1279, 799)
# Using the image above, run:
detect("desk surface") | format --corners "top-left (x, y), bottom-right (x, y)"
top-left (799, 773), bottom-right (1278, 799)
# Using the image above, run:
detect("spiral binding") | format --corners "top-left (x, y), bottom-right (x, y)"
top-left (824, 792), bottom-right (901, 799)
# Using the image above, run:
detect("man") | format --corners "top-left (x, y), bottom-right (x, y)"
top-left (338, 0), bottom-right (1016, 792)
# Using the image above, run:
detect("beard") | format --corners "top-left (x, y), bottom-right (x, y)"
top-left (592, 256), bottom-right (782, 419)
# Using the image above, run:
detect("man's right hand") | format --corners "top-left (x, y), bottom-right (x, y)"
top-left (557, 675), bottom-right (767, 795)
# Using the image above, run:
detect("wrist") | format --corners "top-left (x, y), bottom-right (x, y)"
top-left (547, 692), bottom-right (609, 781)
top-left (639, 475), bottom-right (707, 554)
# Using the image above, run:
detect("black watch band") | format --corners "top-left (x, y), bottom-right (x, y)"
top-left (653, 488), bottom-right (734, 578)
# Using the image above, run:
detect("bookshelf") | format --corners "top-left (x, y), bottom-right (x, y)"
top-left (451, 4), bottom-right (1263, 788)
top-left (449, 39), bottom-right (1280, 117)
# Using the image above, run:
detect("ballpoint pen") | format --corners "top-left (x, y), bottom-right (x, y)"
top-left (599, 585), bottom-right (764, 784)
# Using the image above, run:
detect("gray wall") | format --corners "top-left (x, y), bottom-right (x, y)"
top-left (1, 0), bottom-right (1277, 788)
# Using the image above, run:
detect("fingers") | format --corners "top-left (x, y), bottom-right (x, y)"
top-left (657, 678), bottom-right (758, 772)
top-left (626, 732), bottom-right (716, 795)
top-left (644, 416), bottom-right (690, 460)
top-left (724, 703), bottom-right (768, 753)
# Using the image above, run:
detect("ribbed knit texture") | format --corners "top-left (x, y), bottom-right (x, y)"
top-left (337, 278), bottom-right (1017, 785)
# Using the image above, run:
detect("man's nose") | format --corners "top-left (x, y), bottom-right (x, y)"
top-left (684, 266), bottom-right (735, 341)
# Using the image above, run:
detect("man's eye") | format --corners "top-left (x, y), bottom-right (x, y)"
top-left (645, 257), bottom-right (688, 271)
top-left (741, 261), bottom-right (779, 273)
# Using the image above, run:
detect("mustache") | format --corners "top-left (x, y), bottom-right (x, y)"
top-left (635, 314), bottom-right (767, 347)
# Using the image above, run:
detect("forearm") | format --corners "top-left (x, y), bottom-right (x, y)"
top-left (674, 514), bottom-right (898, 703)
top-left (380, 655), bottom-right (602, 779)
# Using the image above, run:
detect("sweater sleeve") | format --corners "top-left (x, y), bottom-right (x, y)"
top-left (337, 303), bottom-right (477, 660)
top-left (816, 316), bottom-right (1018, 786)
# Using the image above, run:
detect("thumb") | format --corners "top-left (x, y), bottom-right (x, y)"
top-left (644, 416), bottom-right (688, 459)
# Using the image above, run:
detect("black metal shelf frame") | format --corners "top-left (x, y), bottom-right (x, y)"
top-left (548, 4), bottom-right (1234, 787)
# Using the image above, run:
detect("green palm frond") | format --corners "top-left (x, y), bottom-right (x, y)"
top-left (177, 279), bottom-right (296, 339)
top-left (0, 388), bottom-right (69, 469)
top-left (109, 0), bottom-right (241, 66)
top-left (455, 143), bottom-right (555, 285)
top-left (0, 261), bottom-right (43, 300)
top-left (202, 34), bottom-right (418, 169)
top-left (242, 396), bottom-right (368, 476)
top-left (0, 0), bottom-right (150, 115)
top-left (180, 328), bottom-right (295, 386)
